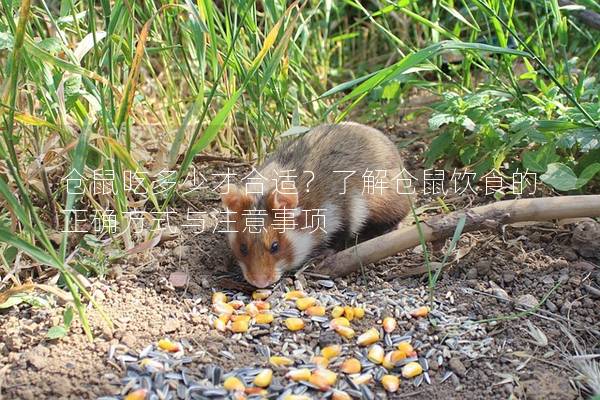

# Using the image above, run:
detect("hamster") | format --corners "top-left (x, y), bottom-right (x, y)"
top-left (221, 122), bottom-right (411, 288)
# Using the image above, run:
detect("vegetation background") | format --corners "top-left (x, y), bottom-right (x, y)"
top-left (0, 0), bottom-right (599, 336)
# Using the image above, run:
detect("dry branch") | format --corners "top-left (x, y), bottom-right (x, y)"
top-left (317, 195), bottom-right (600, 278)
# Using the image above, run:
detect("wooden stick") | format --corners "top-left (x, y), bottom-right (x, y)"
top-left (317, 195), bottom-right (600, 278)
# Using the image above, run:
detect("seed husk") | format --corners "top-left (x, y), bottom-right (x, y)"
top-left (340, 358), bottom-right (362, 374)
top-left (357, 328), bottom-right (380, 346)
top-left (253, 369), bottom-right (273, 387)
top-left (401, 361), bottom-right (424, 378)
top-left (285, 317), bottom-right (305, 331)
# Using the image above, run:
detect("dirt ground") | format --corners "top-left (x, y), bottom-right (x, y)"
top-left (1, 121), bottom-right (599, 400)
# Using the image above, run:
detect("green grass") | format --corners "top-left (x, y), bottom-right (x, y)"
top-left (0, 0), bottom-right (599, 337)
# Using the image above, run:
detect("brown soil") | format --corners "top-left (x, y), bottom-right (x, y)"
top-left (1, 121), bottom-right (599, 400)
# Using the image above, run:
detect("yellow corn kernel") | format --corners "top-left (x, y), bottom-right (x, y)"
top-left (269, 356), bottom-right (294, 367)
top-left (353, 307), bottom-right (365, 319)
top-left (284, 317), bottom-right (305, 331)
top-left (410, 306), bottom-right (430, 318)
top-left (254, 313), bottom-right (274, 324)
top-left (253, 300), bottom-right (270, 311)
top-left (308, 372), bottom-right (331, 391)
top-left (331, 305), bottom-right (344, 318)
top-left (230, 319), bottom-right (249, 333)
top-left (245, 303), bottom-right (259, 317)
top-left (381, 375), bottom-right (400, 392)
top-left (321, 344), bottom-right (341, 360)
top-left (305, 305), bottom-right (326, 317)
top-left (285, 368), bottom-right (311, 382)
top-left (382, 317), bottom-right (397, 333)
top-left (284, 290), bottom-right (306, 300)
top-left (383, 350), bottom-right (406, 370)
top-left (313, 368), bottom-right (337, 386)
top-left (218, 314), bottom-right (231, 324)
top-left (252, 289), bottom-right (271, 300)
top-left (367, 344), bottom-right (384, 364)
top-left (124, 389), bottom-right (148, 400)
top-left (230, 314), bottom-right (251, 323)
top-left (253, 369), bottom-right (273, 387)
top-left (232, 392), bottom-right (246, 400)
top-left (330, 317), bottom-right (350, 330)
top-left (244, 387), bottom-right (267, 395)
top-left (312, 356), bottom-right (329, 368)
top-left (139, 358), bottom-right (165, 371)
top-left (213, 318), bottom-right (227, 332)
top-left (334, 325), bottom-right (355, 339)
top-left (352, 372), bottom-right (373, 385)
top-left (212, 292), bottom-right (228, 304)
top-left (283, 395), bottom-right (311, 400)
top-left (213, 302), bottom-right (234, 315)
top-left (396, 341), bottom-right (414, 357)
top-left (401, 361), bottom-right (423, 378)
top-left (357, 328), bottom-right (380, 346)
top-left (343, 306), bottom-right (354, 321)
top-left (340, 358), bottom-right (361, 374)
top-left (296, 297), bottom-right (317, 311)
top-left (157, 339), bottom-right (181, 353)
top-left (228, 300), bottom-right (245, 310)
top-left (331, 390), bottom-right (352, 400)
top-left (224, 376), bottom-right (245, 391)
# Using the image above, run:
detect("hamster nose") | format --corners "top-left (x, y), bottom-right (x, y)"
top-left (250, 278), bottom-right (271, 289)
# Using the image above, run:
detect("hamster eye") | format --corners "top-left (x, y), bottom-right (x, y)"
top-left (270, 241), bottom-right (279, 254)
top-left (240, 243), bottom-right (249, 256)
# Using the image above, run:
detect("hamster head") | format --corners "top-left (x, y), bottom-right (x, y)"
top-left (220, 184), bottom-right (299, 288)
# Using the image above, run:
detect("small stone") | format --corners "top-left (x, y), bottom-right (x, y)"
top-left (542, 276), bottom-right (555, 285)
top-left (201, 278), bottom-right (211, 289)
top-left (121, 333), bottom-right (137, 349)
top-left (517, 294), bottom-right (539, 309)
top-left (172, 245), bottom-right (186, 259)
top-left (449, 357), bottom-right (467, 377)
top-left (169, 271), bottom-right (188, 288)
top-left (502, 272), bottom-right (515, 284)
top-left (545, 300), bottom-right (557, 313)
top-left (164, 318), bottom-right (180, 333)
top-left (476, 260), bottom-right (492, 276)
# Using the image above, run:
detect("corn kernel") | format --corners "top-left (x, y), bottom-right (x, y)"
top-left (334, 325), bottom-right (355, 339)
top-left (340, 358), bottom-right (361, 374)
top-left (157, 339), bottom-right (181, 353)
top-left (285, 317), bottom-right (305, 331)
top-left (410, 306), bottom-right (430, 318)
top-left (253, 369), bottom-right (273, 387)
top-left (139, 358), bottom-right (165, 371)
top-left (401, 361), bottom-right (423, 378)
top-left (283, 395), bottom-right (311, 400)
top-left (357, 328), bottom-right (380, 346)
top-left (367, 344), bottom-right (384, 364)
top-left (228, 300), bottom-right (244, 310)
top-left (330, 317), bottom-right (350, 330)
top-left (230, 319), bottom-right (249, 333)
top-left (382, 350), bottom-right (406, 370)
top-left (381, 375), bottom-right (400, 392)
top-left (230, 314), bottom-right (251, 323)
top-left (218, 314), bottom-right (231, 324)
top-left (286, 368), bottom-right (311, 382)
top-left (244, 387), bottom-right (267, 395)
top-left (296, 297), bottom-right (317, 311)
top-left (353, 307), bottom-right (365, 319)
top-left (124, 389), bottom-right (148, 400)
top-left (308, 372), bottom-right (331, 391)
top-left (224, 376), bottom-right (245, 391)
top-left (382, 317), bottom-right (397, 333)
top-left (269, 356), bottom-right (294, 367)
top-left (212, 292), bottom-right (228, 304)
top-left (331, 390), bottom-right (352, 400)
top-left (253, 300), bottom-right (270, 310)
top-left (252, 289), bottom-right (271, 300)
top-left (254, 313), bottom-right (274, 324)
top-left (313, 368), bottom-right (337, 386)
top-left (284, 290), bottom-right (306, 300)
top-left (343, 306), bottom-right (354, 321)
top-left (213, 318), bottom-right (227, 332)
top-left (352, 372), bottom-right (373, 385)
top-left (213, 302), bottom-right (234, 315)
top-left (245, 303), bottom-right (259, 317)
top-left (312, 356), bottom-right (329, 368)
top-left (396, 341), bottom-right (414, 357)
top-left (321, 344), bottom-right (341, 360)
top-left (331, 305), bottom-right (344, 318)
top-left (305, 305), bottom-right (326, 316)
top-left (232, 391), bottom-right (246, 400)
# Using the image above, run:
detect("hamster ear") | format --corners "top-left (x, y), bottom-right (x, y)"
top-left (220, 184), bottom-right (252, 212)
top-left (267, 190), bottom-right (298, 211)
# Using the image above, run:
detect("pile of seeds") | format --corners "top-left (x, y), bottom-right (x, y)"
top-left (103, 280), bottom-right (494, 399)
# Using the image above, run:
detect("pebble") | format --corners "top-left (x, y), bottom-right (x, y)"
top-left (449, 357), bottom-right (467, 377)
top-left (475, 260), bottom-right (492, 276)
top-left (466, 268), bottom-right (478, 280)
top-left (545, 300), bottom-right (557, 313)
top-left (163, 319), bottom-right (180, 333)
top-left (517, 294), bottom-right (539, 309)
top-left (502, 272), bottom-right (515, 284)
